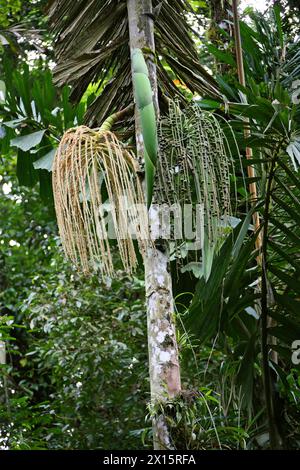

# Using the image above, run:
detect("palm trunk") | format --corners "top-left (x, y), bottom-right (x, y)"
top-left (126, 0), bottom-right (181, 450)
top-left (0, 340), bottom-right (5, 365)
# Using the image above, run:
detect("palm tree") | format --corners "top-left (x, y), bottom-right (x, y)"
top-left (1, 0), bottom-right (299, 450)
top-left (45, 0), bottom-right (227, 449)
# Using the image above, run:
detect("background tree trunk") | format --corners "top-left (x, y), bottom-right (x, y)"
top-left (0, 253), bottom-right (6, 365)
top-left (208, 0), bottom-right (233, 74)
top-left (127, 0), bottom-right (181, 450)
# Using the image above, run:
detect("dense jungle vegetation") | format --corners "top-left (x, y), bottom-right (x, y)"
top-left (0, 0), bottom-right (300, 450)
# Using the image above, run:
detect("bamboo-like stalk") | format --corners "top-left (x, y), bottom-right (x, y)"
top-left (232, 0), bottom-right (262, 256)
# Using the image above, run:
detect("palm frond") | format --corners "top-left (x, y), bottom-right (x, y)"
top-left (47, 0), bottom-right (222, 126)
top-left (266, 158), bottom-right (300, 352)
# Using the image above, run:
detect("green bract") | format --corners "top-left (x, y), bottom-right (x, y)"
top-left (131, 48), bottom-right (158, 207)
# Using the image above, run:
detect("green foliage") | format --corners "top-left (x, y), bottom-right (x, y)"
top-left (0, 0), bottom-right (49, 60)
top-left (0, 60), bottom-right (86, 204)
top-left (149, 389), bottom-right (249, 450)
top-left (188, 5), bottom-right (300, 447)
top-left (187, 216), bottom-right (259, 342)
top-left (0, 0), bottom-right (22, 28)
top-left (1, 0), bottom-right (300, 452)
top-left (0, 158), bottom-right (150, 449)
top-left (0, 165), bottom-right (254, 450)
top-left (16, 268), bottom-right (149, 450)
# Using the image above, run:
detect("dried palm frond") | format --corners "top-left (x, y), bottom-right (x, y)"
top-left (157, 100), bottom-right (235, 272)
top-left (52, 126), bottom-right (147, 276)
top-left (47, 0), bottom-right (221, 127)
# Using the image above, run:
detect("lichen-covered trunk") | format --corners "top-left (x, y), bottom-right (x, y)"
top-left (127, 0), bottom-right (181, 450)
top-left (0, 340), bottom-right (5, 365)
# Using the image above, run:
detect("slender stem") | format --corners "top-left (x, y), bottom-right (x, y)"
top-left (99, 104), bottom-right (134, 132)
top-left (261, 157), bottom-right (281, 449)
top-left (232, 0), bottom-right (262, 257)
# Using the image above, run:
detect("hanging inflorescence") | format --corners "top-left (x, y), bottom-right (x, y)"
top-left (52, 126), bottom-right (147, 276)
top-left (157, 100), bottom-right (234, 256)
